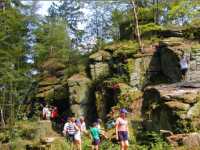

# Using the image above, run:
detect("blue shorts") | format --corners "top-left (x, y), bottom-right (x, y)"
top-left (118, 131), bottom-right (128, 141)
top-left (92, 139), bottom-right (100, 145)
top-left (67, 134), bottom-right (74, 142)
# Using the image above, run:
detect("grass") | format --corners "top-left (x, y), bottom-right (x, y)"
top-left (1, 120), bottom-right (174, 150)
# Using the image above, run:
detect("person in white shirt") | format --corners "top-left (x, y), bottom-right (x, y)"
top-left (74, 119), bottom-right (82, 150)
top-left (46, 109), bottom-right (51, 120)
top-left (180, 54), bottom-right (189, 80)
top-left (42, 105), bottom-right (49, 120)
top-left (63, 117), bottom-right (76, 149)
top-left (80, 117), bottom-right (87, 133)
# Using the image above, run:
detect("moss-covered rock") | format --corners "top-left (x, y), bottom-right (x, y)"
top-left (104, 40), bottom-right (139, 57)
top-left (143, 83), bottom-right (200, 133)
top-left (159, 47), bottom-right (182, 82)
top-left (187, 101), bottom-right (200, 119)
top-left (40, 58), bottom-right (66, 72)
top-left (90, 63), bottom-right (110, 80)
top-left (39, 76), bottom-right (59, 86)
top-left (67, 74), bottom-right (92, 117)
top-left (165, 101), bottom-right (190, 111)
top-left (89, 50), bottom-right (111, 62)
top-left (94, 79), bottom-right (142, 120)
top-left (89, 50), bottom-right (111, 80)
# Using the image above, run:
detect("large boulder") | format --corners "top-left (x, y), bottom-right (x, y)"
top-left (89, 50), bottom-right (111, 80)
top-left (36, 57), bottom-right (68, 101)
top-left (128, 53), bottom-right (161, 88)
top-left (36, 76), bottom-right (67, 101)
top-left (142, 82), bottom-right (200, 132)
top-left (159, 37), bottom-right (200, 82)
top-left (182, 133), bottom-right (200, 149)
top-left (67, 74), bottom-right (92, 118)
top-left (159, 38), bottom-right (184, 82)
top-left (95, 81), bottom-right (142, 120)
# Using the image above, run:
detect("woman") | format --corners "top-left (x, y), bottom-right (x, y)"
top-left (74, 119), bottom-right (82, 150)
top-left (115, 108), bottom-right (129, 150)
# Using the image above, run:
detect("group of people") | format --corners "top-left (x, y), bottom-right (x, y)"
top-left (42, 105), bottom-right (58, 121)
top-left (62, 108), bottom-right (129, 150)
top-left (63, 116), bottom-right (87, 150)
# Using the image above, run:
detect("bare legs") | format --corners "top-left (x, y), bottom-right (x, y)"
top-left (92, 145), bottom-right (98, 150)
top-left (74, 140), bottom-right (81, 150)
top-left (120, 141), bottom-right (129, 150)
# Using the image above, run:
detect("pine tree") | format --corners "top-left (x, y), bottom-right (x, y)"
top-left (0, 0), bottom-right (31, 127)
top-left (48, 0), bottom-right (84, 48)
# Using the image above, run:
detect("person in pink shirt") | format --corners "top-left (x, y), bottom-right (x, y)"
top-left (115, 108), bottom-right (129, 150)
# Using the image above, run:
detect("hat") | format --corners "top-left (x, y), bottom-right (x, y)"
top-left (120, 108), bottom-right (128, 114)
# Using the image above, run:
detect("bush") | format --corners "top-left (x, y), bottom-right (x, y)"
top-left (137, 131), bottom-right (172, 150)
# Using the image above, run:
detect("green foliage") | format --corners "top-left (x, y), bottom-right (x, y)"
top-left (105, 40), bottom-right (139, 56)
top-left (33, 18), bottom-right (71, 65)
top-left (13, 121), bottom-right (38, 139)
top-left (140, 23), bottom-right (162, 34)
top-left (111, 0), bottom-right (200, 41)
top-left (0, 1), bottom-right (33, 127)
top-left (108, 75), bottom-right (129, 84)
top-left (138, 7), bottom-right (154, 24)
top-left (137, 131), bottom-right (172, 150)
top-left (0, 130), bottom-right (10, 143)
top-left (167, 0), bottom-right (200, 25)
top-left (175, 119), bottom-right (196, 133)
top-left (34, 16), bottom-right (88, 79)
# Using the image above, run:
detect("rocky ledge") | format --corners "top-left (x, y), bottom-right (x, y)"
top-left (142, 82), bottom-right (200, 133)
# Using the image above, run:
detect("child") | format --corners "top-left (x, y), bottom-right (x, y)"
top-left (90, 122), bottom-right (101, 150)
top-left (90, 122), bottom-right (107, 150)
top-left (74, 119), bottom-right (82, 150)
top-left (63, 117), bottom-right (76, 149)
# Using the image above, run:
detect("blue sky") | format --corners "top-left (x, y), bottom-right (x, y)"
top-left (37, 1), bottom-right (53, 16)
top-left (21, 0), bottom-right (57, 16)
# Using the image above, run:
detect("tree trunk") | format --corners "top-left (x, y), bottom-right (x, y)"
top-left (156, 0), bottom-right (159, 24)
top-left (0, 109), bottom-right (5, 128)
top-left (130, 0), bottom-right (143, 53)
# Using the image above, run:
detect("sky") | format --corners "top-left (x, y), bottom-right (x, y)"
top-left (21, 0), bottom-right (57, 16)
top-left (21, 0), bottom-right (97, 49)
top-left (36, 1), bottom-right (52, 16)
top-left (37, 1), bottom-right (59, 16)
top-left (20, 0), bottom-right (125, 50)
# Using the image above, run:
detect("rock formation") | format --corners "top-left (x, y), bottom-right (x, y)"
top-left (34, 35), bottom-right (200, 149)
top-left (67, 74), bottom-right (93, 119)
top-left (143, 83), bottom-right (200, 133)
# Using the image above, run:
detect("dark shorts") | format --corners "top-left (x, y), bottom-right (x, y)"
top-left (118, 131), bottom-right (128, 141)
top-left (181, 68), bottom-right (188, 75)
top-left (67, 134), bottom-right (74, 142)
top-left (92, 139), bottom-right (100, 145)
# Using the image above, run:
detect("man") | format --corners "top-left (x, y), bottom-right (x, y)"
top-left (180, 53), bottom-right (189, 80)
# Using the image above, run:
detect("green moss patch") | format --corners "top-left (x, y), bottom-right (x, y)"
top-left (104, 40), bottom-right (139, 57)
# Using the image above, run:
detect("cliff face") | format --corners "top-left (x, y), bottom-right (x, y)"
top-left (143, 83), bottom-right (200, 132)
top-left (34, 37), bottom-right (200, 137)
top-left (67, 74), bottom-right (94, 121)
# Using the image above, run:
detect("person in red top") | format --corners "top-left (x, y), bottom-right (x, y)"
top-left (51, 106), bottom-right (58, 121)
top-left (115, 108), bottom-right (129, 150)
